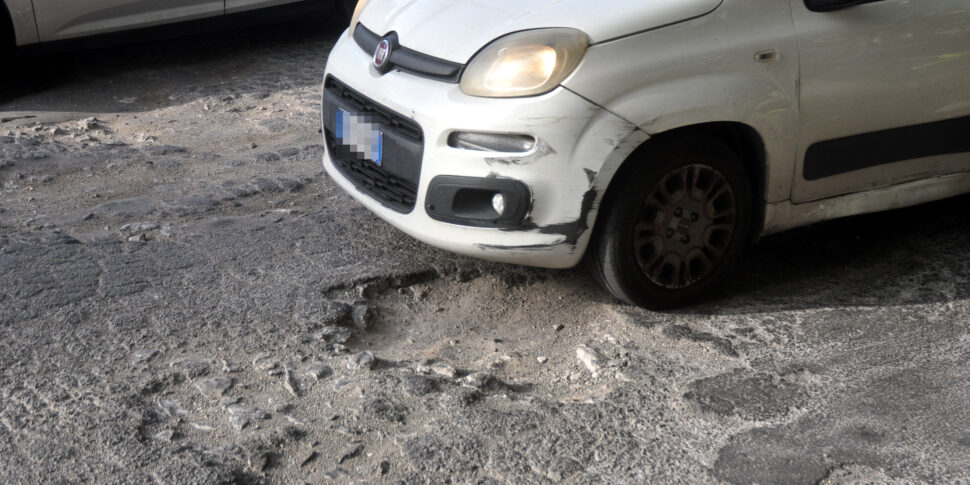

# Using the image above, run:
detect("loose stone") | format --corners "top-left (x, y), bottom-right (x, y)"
top-left (255, 356), bottom-right (279, 372)
top-left (324, 468), bottom-right (350, 480)
top-left (248, 449), bottom-right (268, 472)
top-left (463, 372), bottom-right (492, 389)
top-left (576, 346), bottom-right (604, 376)
top-left (415, 361), bottom-right (433, 374)
top-left (283, 365), bottom-right (299, 397)
top-left (305, 363), bottom-right (332, 380)
top-left (352, 304), bottom-right (374, 330)
top-left (347, 351), bottom-right (376, 371)
top-left (319, 325), bottom-right (352, 344)
top-left (430, 362), bottom-right (457, 379)
top-left (195, 377), bottom-right (232, 400)
top-left (221, 360), bottom-right (238, 373)
top-left (190, 422), bottom-right (216, 432)
top-left (131, 349), bottom-right (160, 364)
top-left (157, 398), bottom-right (187, 419)
top-left (252, 353), bottom-right (271, 367)
top-left (338, 444), bottom-right (365, 464)
top-left (227, 403), bottom-right (270, 419)
top-left (300, 450), bottom-right (318, 467)
top-left (230, 414), bottom-right (250, 432)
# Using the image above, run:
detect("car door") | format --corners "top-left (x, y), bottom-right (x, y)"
top-left (31, 0), bottom-right (225, 42)
top-left (225, 0), bottom-right (301, 15)
top-left (790, 0), bottom-right (970, 203)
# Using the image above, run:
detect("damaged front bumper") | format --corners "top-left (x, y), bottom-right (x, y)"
top-left (321, 28), bottom-right (643, 269)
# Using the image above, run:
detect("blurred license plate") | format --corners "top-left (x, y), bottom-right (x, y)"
top-left (336, 108), bottom-right (383, 166)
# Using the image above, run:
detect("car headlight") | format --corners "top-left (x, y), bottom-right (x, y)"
top-left (460, 28), bottom-right (588, 98)
top-left (350, 0), bottom-right (371, 34)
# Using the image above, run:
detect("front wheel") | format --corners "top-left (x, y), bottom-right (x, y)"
top-left (587, 136), bottom-right (753, 309)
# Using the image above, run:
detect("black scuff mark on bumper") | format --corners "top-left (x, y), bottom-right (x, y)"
top-left (532, 187), bottom-right (597, 246)
top-left (480, 167), bottom-right (599, 252)
top-left (485, 157), bottom-right (526, 167)
top-left (493, 185), bottom-right (597, 250)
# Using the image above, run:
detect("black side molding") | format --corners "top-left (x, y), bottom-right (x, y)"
top-left (353, 24), bottom-right (464, 83)
top-left (804, 0), bottom-right (883, 13)
top-left (803, 115), bottom-right (970, 181)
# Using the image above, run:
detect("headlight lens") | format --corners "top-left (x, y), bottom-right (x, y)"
top-left (350, 0), bottom-right (371, 34)
top-left (460, 28), bottom-right (588, 98)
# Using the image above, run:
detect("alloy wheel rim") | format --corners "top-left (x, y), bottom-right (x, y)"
top-left (633, 164), bottom-right (737, 289)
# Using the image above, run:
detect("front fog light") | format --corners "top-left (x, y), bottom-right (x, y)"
top-left (425, 175), bottom-right (530, 226)
top-left (492, 193), bottom-right (506, 216)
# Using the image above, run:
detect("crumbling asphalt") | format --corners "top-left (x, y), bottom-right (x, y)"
top-left (1, 10), bottom-right (969, 484)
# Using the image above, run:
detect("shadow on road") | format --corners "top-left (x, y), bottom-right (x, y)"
top-left (689, 193), bottom-right (970, 314)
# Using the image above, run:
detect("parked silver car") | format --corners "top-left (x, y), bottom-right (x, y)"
top-left (0, 0), bottom-right (354, 52)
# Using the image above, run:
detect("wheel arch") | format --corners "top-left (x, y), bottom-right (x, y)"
top-left (586, 121), bottom-right (769, 259)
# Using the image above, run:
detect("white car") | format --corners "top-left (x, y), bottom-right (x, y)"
top-left (0, 0), bottom-right (354, 52)
top-left (321, 0), bottom-right (970, 308)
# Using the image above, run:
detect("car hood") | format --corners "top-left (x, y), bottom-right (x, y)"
top-left (357, 0), bottom-right (724, 64)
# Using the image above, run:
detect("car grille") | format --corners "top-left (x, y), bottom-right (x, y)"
top-left (323, 76), bottom-right (424, 213)
top-left (353, 24), bottom-right (464, 83)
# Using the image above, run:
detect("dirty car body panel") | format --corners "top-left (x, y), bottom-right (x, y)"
top-left (789, 0), bottom-right (970, 204)
top-left (30, 0), bottom-right (226, 42)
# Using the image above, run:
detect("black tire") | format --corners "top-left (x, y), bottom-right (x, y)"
top-left (587, 136), bottom-right (752, 309)
top-left (0, 5), bottom-right (13, 63)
